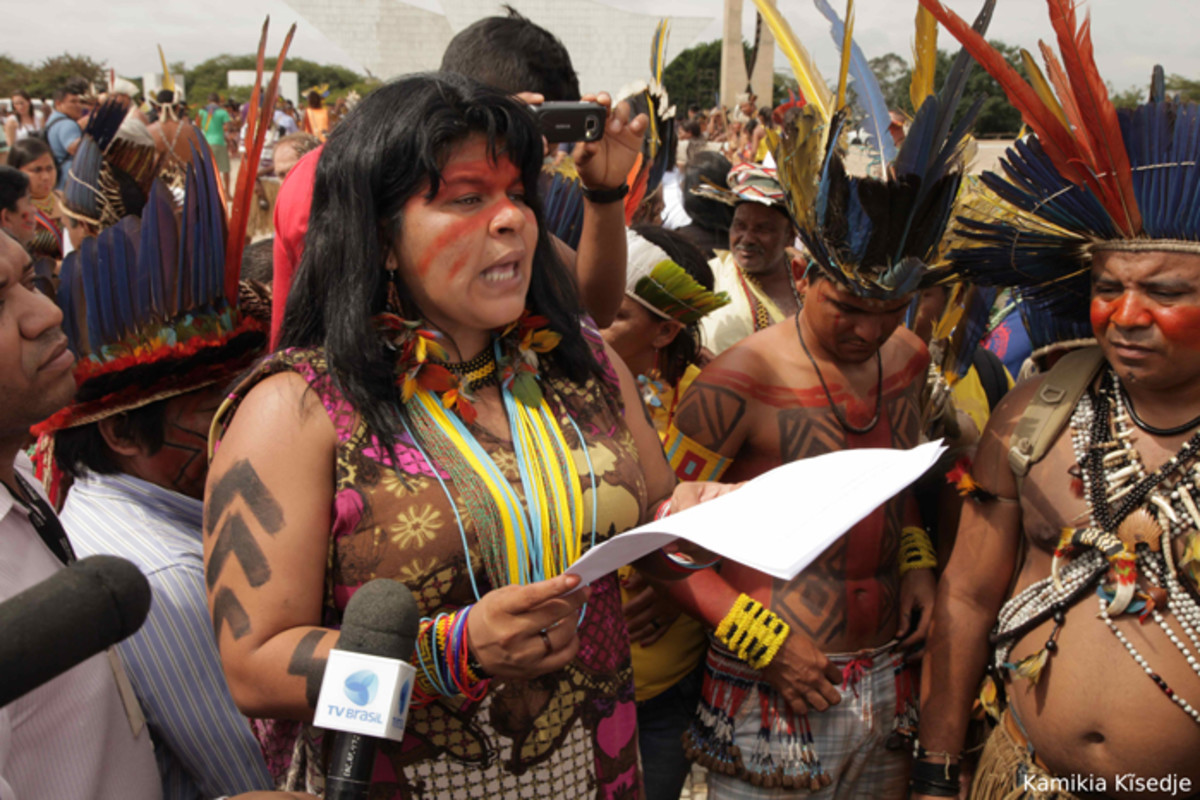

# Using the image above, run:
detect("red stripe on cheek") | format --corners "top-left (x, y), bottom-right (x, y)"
top-left (416, 214), bottom-right (489, 279)
top-left (1091, 296), bottom-right (1117, 337)
top-left (1154, 305), bottom-right (1200, 348)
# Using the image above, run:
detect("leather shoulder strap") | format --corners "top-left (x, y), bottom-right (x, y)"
top-left (1008, 346), bottom-right (1106, 483)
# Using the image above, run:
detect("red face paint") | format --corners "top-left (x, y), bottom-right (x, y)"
top-left (1151, 304), bottom-right (1200, 347)
top-left (410, 158), bottom-right (527, 280)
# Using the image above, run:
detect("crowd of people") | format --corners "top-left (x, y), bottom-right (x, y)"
top-left (3, 2), bottom-right (1200, 800)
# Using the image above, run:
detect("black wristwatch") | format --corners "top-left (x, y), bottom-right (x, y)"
top-left (580, 182), bottom-right (630, 204)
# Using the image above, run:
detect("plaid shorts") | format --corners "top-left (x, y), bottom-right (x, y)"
top-left (699, 642), bottom-right (912, 800)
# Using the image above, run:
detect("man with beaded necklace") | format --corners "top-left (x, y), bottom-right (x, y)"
top-left (656, 24), bottom-right (982, 790)
top-left (912, 2), bottom-right (1200, 797)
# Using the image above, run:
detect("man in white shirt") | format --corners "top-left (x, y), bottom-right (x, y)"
top-left (0, 233), bottom-right (314, 800)
top-left (0, 231), bottom-right (162, 799)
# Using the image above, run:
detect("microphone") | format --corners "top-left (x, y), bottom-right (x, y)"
top-left (0, 555), bottom-right (151, 706)
top-left (322, 579), bottom-right (421, 800)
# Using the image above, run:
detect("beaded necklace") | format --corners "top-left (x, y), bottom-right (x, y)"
top-left (993, 368), bottom-right (1200, 724)
top-left (378, 311), bottom-right (598, 597)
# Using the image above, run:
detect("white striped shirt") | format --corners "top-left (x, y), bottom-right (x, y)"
top-left (62, 472), bottom-right (272, 800)
top-left (0, 453), bottom-right (161, 800)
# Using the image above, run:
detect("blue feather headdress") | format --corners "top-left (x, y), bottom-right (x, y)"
top-left (60, 95), bottom-right (160, 230)
top-left (768, 0), bottom-right (995, 300)
top-left (924, 0), bottom-right (1200, 328)
top-left (34, 22), bottom-right (295, 438)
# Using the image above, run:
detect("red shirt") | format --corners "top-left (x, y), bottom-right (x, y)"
top-left (270, 145), bottom-right (323, 348)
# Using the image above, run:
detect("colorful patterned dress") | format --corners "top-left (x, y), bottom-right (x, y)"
top-left (212, 332), bottom-right (648, 799)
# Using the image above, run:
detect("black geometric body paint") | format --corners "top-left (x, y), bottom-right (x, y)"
top-left (288, 630), bottom-right (331, 708)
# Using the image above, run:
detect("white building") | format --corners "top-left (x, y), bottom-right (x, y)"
top-left (280, 0), bottom-right (715, 97)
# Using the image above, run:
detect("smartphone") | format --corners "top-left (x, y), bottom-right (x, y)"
top-left (534, 102), bottom-right (607, 143)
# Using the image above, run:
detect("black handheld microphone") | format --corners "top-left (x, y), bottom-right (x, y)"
top-left (324, 579), bottom-right (421, 800)
top-left (0, 555), bottom-right (151, 707)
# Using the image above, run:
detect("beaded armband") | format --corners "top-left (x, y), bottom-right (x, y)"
top-left (412, 606), bottom-right (490, 707)
top-left (664, 424), bottom-right (732, 482)
top-left (715, 594), bottom-right (790, 670)
top-left (899, 526), bottom-right (937, 576)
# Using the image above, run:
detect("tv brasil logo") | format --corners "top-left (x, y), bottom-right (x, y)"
top-left (324, 669), bottom-right (384, 724)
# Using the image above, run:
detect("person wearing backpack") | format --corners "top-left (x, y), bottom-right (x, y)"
top-left (42, 77), bottom-right (87, 190)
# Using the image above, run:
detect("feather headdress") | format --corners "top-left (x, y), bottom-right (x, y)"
top-left (33, 20), bottom-right (293, 442)
top-left (769, 0), bottom-right (995, 300)
top-left (922, 0), bottom-right (1200, 326)
top-left (60, 95), bottom-right (159, 229)
top-left (626, 229), bottom-right (730, 324)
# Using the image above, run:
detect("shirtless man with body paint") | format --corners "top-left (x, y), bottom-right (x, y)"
top-left (913, 253), bottom-right (1200, 800)
top-left (662, 268), bottom-right (936, 798)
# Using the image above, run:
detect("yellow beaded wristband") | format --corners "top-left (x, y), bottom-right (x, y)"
top-left (899, 525), bottom-right (937, 576)
top-left (715, 594), bottom-right (790, 670)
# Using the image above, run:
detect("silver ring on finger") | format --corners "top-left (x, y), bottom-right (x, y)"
top-left (538, 629), bottom-right (553, 656)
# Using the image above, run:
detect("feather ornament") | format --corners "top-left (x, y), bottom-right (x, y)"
top-left (1021, 48), bottom-right (1071, 133)
top-left (157, 45), bottom-right (176, 93)
top-left (917, 0), bottom-right (1098, 200)
top-left (539, 164), bottom-right (585, 249)
top-left (634, 261), bottom-right (731, 324)
top-left (78, 237), bottom-right (105, 356)
top-left (751, 0), bottom-right (833, 122)
top-left (1005, 648), bottom-right (1050, 684)
top-left (910, 5), bottom-right (938, 111)
top-left (1151, 64), bottom-right (1166, 103)
top-left (813, 0), bottom-right (897, 167)
top-left (835, 0), bottom-right (854, 112)
top-left (1045, 0), bottom-right (1140, 235)
top-left (226, 19), bottom-right (296, 306)
top-left (1038, 43), bottom-right (1089, 153)
top-left (56, 252), bottom-right (86, 357)
top-left (651, 19), bottom-right (669, 84)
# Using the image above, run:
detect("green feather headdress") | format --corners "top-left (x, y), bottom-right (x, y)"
top-left (626, 230), bottom-right (730, 324)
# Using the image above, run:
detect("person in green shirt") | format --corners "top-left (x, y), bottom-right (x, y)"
top-left (196, 92), bottom-right (232, 194)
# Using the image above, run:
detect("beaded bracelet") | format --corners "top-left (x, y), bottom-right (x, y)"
top-left (899, 525), bottom-right (938, 576)
top-left (714, 593), bottom-right (790, 670)
top-left (412, 605), bottom-right (490, 707)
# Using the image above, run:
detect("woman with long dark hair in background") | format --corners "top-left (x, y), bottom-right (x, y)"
top-left (4, 90), bottom-right (44, 145)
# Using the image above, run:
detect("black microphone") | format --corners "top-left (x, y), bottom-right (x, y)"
top-left (325, 579), bottom-right (421, 800)
top-left (0, 555), bottom-right (151, 706)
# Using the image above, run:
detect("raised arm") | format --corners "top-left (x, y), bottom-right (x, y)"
top-left (570, 94), bottom-right (647, 327)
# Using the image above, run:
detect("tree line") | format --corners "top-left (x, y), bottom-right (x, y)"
top-left (662, 37), bottom-right (1200, 137)
top-left (0, 51), bottom-right (371, 105)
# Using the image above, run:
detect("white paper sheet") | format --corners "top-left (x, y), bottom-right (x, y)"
top-left (566, 440), bottom-right (945, 584)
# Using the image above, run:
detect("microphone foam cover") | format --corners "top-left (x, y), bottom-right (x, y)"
top-left (336, 579), bottom-right (421, 661)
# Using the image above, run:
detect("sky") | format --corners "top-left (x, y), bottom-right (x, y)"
top-left (4, 0), bottom-right (1198, 95)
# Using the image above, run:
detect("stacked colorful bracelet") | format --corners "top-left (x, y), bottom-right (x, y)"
top-left (714, 593), bottom-right (790, 670)
top-left (412, 605), bottom-right (490, 707)
top-left (899, 525), bottom-right (937, 576)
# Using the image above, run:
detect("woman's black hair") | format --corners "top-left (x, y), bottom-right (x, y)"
top-left (630, 224), bottom-right (714, 387)
top-left (6, 137), bottom-right (52, 171)
top-left (280, 71), bottom-right (599, 459)
top-left (0, 166), bottom-right (30, 214)
top-left (683, 150), bottom-right (734, 234)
